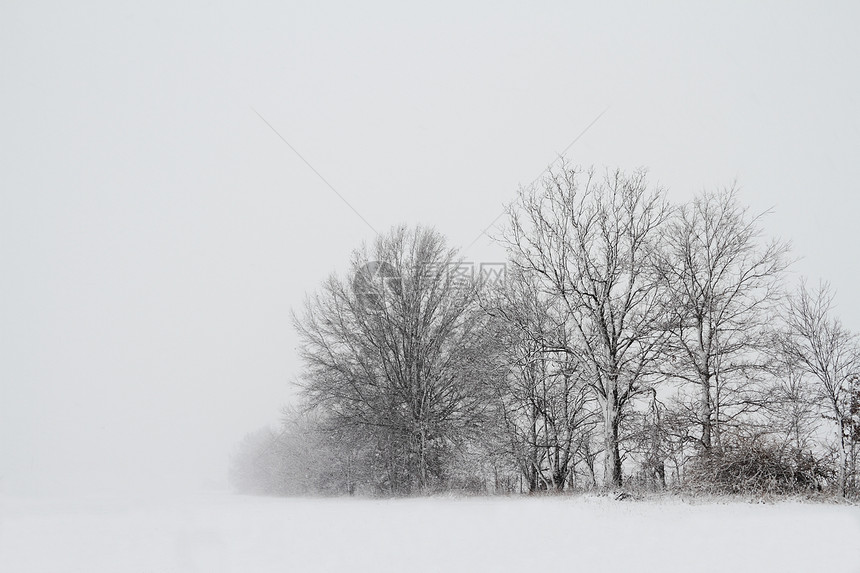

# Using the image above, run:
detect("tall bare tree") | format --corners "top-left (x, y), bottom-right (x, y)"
top-left (502, 166), bottom-right (670, 487)
top-left (294, 226), bottom-right (496, 492)
top-left (778, 281), bottom-right (860, 497)
top-left (481, 266), bottom-right (597, 492)
top-left (656, 188), bottom-right (790, 453)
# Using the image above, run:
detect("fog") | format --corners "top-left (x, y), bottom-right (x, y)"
top-left (2, 1), bottom-right (859, 496)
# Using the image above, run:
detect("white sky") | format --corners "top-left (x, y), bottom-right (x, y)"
top-left (2, 1), bottom-right (859, 494)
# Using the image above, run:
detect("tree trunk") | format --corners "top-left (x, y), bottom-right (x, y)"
top-left (850, 440), bottom-right (858, 492)
top-left (417, 427), bottom-right (428, 491)
top-left (526, 463), bottom-right (539, 493)
top-left (700, 377), bottom-right (712, 452)
top-left (603, 392), bottom-right (622, 487)
top-left (527, 402), bottom-right (540, 493)
top-left (838, 425), bottom-right (848, 498)
top-left (346, 453), bottom-right (355, 495)
top-left (584, 445), bottom-right (597, 489)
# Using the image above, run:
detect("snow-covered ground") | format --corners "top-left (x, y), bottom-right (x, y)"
top-left (2, 492), bottom-right (859, 572)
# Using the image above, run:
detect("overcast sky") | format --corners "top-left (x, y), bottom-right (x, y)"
top-left (2, 1), bottom-right (859, 495)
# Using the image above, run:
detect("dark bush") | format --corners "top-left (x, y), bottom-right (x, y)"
top-left (686, 440), bottom-right (834, 495)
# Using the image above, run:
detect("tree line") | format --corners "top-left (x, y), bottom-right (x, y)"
top-left (230, 164), bottom-right (860, 498)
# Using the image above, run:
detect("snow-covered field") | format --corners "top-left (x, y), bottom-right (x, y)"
top-left (2, 492), bottom-right (859, 572)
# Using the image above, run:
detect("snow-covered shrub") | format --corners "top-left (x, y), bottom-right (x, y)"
top-left (686, 439), bottom-right (833, 496)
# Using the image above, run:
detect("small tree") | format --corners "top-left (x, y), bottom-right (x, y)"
top-left (847, 375), bottom-right (860, 491)
top-left (767, 359), bottom-right (820, 454)
top-left (778, 282), bottom-right (860, 497)
top-left (480, 265), bottom-right (598, 492)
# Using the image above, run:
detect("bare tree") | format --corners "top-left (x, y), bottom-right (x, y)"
top-left (656, 188), bottom-right (790, 454)
top-left (481, 266), bottom-right (597, 492)
top-left (767, 359), bottom-right (820, 454)
top-left (778, 281), bottom-right (860, 496)
top-left (847, 375), bottom-right (860, 491)
top-left (502, 165), bottom-right (670, 487)
top-left (626, 388), bottom-right (669, 489)
top-left (293, 226), bottom-right (495, 493)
